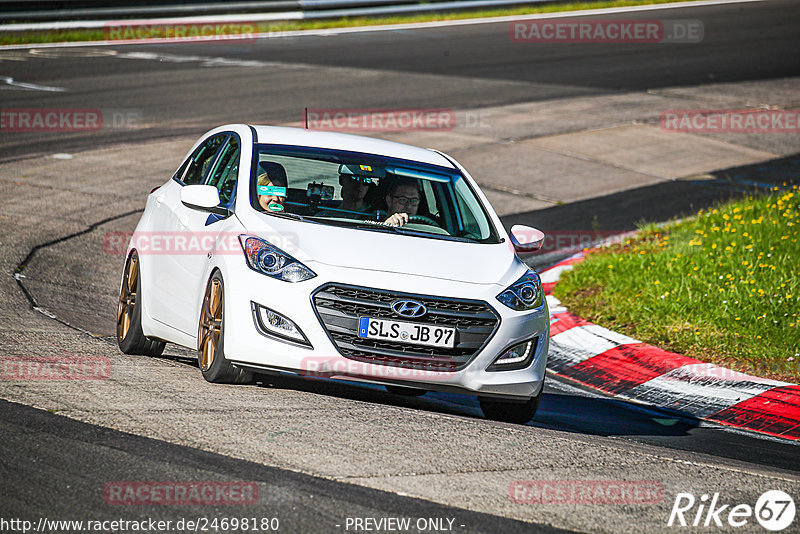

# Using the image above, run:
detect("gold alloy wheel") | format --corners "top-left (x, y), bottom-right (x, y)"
top-left (199, 278), bottom-right (223, 372)
top-left (117, 255), bottom-right (138, 341)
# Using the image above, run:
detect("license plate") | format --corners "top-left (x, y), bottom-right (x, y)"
top-left (357, 317), bottom-right (455, 349)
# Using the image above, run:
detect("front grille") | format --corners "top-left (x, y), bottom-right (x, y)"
top-left (312, 284), bottom-right (500, 371)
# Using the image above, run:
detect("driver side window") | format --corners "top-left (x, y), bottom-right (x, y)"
top-left (206, 136), bottom-right (240, 204)
top-left (175, 134), bottom-right (226, 185)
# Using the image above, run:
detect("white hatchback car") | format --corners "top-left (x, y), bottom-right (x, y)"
top-left (117, 124), bottom-right (549, 423)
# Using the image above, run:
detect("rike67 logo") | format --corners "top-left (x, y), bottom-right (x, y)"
top-left (668, 490), bottom-right (795, 531)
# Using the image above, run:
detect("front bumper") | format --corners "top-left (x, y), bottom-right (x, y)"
top-left (222, 263), bottom-right (549, 400)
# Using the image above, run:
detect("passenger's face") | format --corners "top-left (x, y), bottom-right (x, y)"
top-left (386, 185), bottom-right (420, 216)
top-left (341, 176), bottom-right (370, 202)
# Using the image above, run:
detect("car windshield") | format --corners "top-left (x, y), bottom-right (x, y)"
top-left (250, 145), bottom-right (500, 244)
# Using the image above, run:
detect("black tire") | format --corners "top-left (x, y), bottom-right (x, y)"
top-left (385, 385), bottom-right (427, 397)
top-left (198, 272), bottom-right (253, 384)
top-left (479, 385), bottom-right (543, 424)
top-left (117, 251), bottom-right (166, 356)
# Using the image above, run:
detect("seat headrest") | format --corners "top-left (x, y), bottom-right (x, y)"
top-left (257, 161), bottom-right (287, 186)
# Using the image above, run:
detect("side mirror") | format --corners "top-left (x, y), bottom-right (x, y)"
top-left (509, 225), bottom-right (545, 254)
top-left (180, 185), bottom-right (230, 217)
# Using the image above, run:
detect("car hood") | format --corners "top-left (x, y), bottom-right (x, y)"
top-left (240, 213), bottom-right (516, 285)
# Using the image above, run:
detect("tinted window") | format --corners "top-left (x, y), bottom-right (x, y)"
top-left (178, 134), bottom-right (226, 185)
top-left (251, 145), bottom-right (499, 244)
top-left (207, 136), bottom-right (239, 204)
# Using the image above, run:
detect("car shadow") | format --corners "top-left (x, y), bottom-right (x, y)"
top-left (152, 339), bottom-right (703, 440)
top-left (238, 367), bottom-right (703, 439)
top-left (152, 345), bottom-right (800, 471)
top-left (531, 390), bottom-right (700, 437)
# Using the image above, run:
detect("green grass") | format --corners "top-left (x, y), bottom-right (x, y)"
top-left (554, 185), bottom-right (800, 382)
top-left (1, 0), bottom-right (695, 45)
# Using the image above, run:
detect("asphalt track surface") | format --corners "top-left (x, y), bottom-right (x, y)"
top-left (1, 0), bottom-right (799, 160)
top-left (1, 0), bottom-right (799, 532)
top-left (1, 400), bottom-right (561, 533)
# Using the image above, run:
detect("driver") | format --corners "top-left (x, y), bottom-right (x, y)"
top-left (384, 178), bottom-right (421, 227)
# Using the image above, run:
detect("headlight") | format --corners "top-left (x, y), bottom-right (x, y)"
top-left (496, 270), bottom-right (543, 311)
top-left (239, 236), bottom-right (316, 283)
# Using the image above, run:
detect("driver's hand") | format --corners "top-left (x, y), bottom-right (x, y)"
top-left (384, 212), bottom-right (409, 227)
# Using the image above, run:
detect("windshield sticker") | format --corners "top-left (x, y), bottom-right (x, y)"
top-left (388, 167), bottom-right (451, 183)
top-left (268, 202), bottom-right (284, 212)
top-left (258, 185), bottom-right (287, 197)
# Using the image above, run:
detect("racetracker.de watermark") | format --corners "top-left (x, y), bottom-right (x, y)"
top-left (1, 517), bottom-right (279, 533)
top-left (104, 20), bottom-right (285, 42)
top-left (509, 480), bottom-right (664, 504)
top-left (300, 356), bottom-right (458, 380)
top-left (1, 357), bottom-right (111, 381)
top-left (530, 230), bottom-right (625, 254)
top-left (658, 362), bottom-right (800, 382)
top-left (304, 108), bottom-right (456, 132)
top-left (104, 481), bottom-right (258, 506)
top-left (0, 108), bottom-right (143, 132)
top-left (661, 109), bottom-right (800, 133)
top-left (510, 19), bottom-right (703, 43)
top-left (103, 231), bottom-right (299, 256)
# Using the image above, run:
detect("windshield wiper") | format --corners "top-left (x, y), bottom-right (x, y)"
top-left (315, 218), bottom-right (487, 242)
top-left (307, 217), bottom-right (403, 234)
top-left (392, 227), bottom-right (478, 243)
top-left (290, 216), bottom-right (489, 243)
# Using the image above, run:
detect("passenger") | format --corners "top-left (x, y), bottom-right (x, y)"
top-left (315, 174), bottom-right (373, 219)
top-left (338, 174), bottom-right (372, 213)
top-left (256, 162), bottom-right (288, 212)
top-left (383, 178), bottom-right (421, 227)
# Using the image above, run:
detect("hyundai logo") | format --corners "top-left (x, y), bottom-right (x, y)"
top-left (391, 300), bottom-right (427, 318)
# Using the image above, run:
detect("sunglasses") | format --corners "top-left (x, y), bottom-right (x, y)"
top-left (391, 195), bottom-right (420, 206)
top-left (346, 176), bottom-right (373, 185)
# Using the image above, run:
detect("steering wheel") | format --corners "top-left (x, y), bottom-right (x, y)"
top-left (407, 214), bottom-right (441, 227)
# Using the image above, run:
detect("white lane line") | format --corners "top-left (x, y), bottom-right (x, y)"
top-left (0, 0), bottom-right (765, 50)
top-left (115, 51), bottom-right (307, 69)
top-left (0, 75), bottom-right (66, 92)
top-left (28, 47), bottom-right (118, 58)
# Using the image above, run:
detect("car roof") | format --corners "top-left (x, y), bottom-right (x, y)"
top-left (249, 125), bottom-right (455, 169)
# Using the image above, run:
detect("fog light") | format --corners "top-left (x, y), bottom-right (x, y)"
top-left (487, 338), bottom-right (537, 371)
top-left (252, 302), bottom-right (311, 346)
